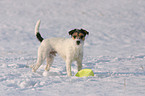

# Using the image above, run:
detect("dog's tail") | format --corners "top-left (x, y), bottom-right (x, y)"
top-left (35, 20), bottom-right (44, 42)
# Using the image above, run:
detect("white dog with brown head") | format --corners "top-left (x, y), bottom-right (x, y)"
top-left (32, 20), bottom-right (89, 76)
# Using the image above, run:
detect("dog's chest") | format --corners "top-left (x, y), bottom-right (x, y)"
top-left (68, 45), bottom-right (83, 60)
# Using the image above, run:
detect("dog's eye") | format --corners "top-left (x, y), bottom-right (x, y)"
top-left (80, 36), bottom-right (84, 39)
top-left (73, 36), bottom-right (77, 39)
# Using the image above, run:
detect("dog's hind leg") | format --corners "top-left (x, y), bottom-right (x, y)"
top-left (32, 57), bottom-right (45, 72)
top-left (32, 47), bottom-right (47, 72)
top-left (45, 55), bottom-right (54, 71)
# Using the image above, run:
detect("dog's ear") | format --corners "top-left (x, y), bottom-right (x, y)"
top-left (69, 29), bottom-right (76, 35)
top-left (81, 29), bottom-right (89, 36)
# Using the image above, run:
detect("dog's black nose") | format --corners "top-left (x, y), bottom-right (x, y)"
top-left (76, 41), bottom-right (80, 45)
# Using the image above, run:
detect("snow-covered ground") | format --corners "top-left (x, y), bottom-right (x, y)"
top-left (0, 0), bottom-right (145, 96)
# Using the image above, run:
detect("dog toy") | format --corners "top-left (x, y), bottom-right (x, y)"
top-left (75, 69), bottom-right (94, 77)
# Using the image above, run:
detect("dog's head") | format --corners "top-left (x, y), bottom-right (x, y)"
top-left (69, 29), bottom-right (89, 45)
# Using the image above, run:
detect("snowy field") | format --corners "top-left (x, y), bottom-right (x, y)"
top-left (0, 0), bottom-right (145, 96)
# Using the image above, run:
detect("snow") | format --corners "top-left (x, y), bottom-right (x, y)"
top-left (0, 0), bottom-right (145, 96)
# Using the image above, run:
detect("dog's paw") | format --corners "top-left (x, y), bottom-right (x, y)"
top-left (43, 71), bottom-right (49, 77)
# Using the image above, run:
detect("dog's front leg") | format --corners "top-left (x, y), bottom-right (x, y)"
top-left (66, 59), bottom-right (72, 76)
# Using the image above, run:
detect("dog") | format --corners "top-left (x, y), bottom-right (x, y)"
top-left (32, 20), bottom-right (89, 76)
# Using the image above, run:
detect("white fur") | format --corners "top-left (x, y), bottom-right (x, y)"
top-left (35, 19), bottom-right (40, 35)
top-left (32, 20), bottom-right (84, 76)
top-left (43, 71), bottom-right (49, 77)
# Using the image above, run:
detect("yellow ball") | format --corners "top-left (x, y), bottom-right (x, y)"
top-left (75, 69), bottom-right (94, 77)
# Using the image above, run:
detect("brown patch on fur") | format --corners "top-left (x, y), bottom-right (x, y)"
top-left (72, 32), bottom-right (78, 40)
top-left (72, 32), bottom-right (85, 41)
top-left (82, 37), bottom-right (85, 41)
top-left (50, 51), bottom-right (57, 56)
top-left (79, 33), bottom-right (85, 41)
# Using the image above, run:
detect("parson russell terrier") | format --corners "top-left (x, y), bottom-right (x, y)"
top-left (32, 20), bottom-right (89, 76)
